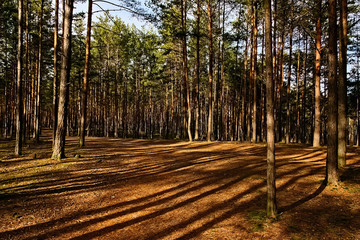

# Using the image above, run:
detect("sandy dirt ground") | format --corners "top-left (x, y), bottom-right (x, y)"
top-left (0, 132), bottom-right (359, 240)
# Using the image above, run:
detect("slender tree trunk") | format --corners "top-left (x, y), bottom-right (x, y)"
top-left (357, 60), bottom-right (360, 147)
top-left (338, 0), bottom-right (347, 168)
top-left (251, 1), bottom-right (258, 143)
top-left (15, 0), bottom-right (24, 155)
top-left (53, 0), bottom-right (59, 143)
top-left (326, 0), bottom-right (339, 185)
top-left (34, 0), bottom-right (44, 143)
top-left (301, 37), bottom-right (307, 143)
top-left (220, 0), bottom-right (225, 140)
top-left (277, 31), bottom-right (284, 142)
top-left (23, 0), bottom-right (30, 143)
top-left (207, 0), bottom-right (213, 142)
top-left (272, 0), bottom-right (278, 141)
top-left (105, 47), bottom-right (110, 138)
top-left (248, 9), bottom-right (253, 142)
top-left (295, 39), bottom-right (301, 143)
top-left (272, 0), bottom-right (277, 92)
top-left (194, 0), bottom-right (201, 140)
top-left (265, 0), bottom-right (277, 218)
top-left (181, 0), bottom-right (192, 142)
top-left (286, 1), bottom-right (293, 144)
top-left (313, 0), bottom-right (322, 147)
top-left (79, 0), bottom-right (92, 147)
top-left (242, 33), bottom-right (249, 141)
top-left (357, 81), bottom-right (359, 146)
top-left (260, 20), bottom-right (265, 142)
top-left (52, 0), bottom-right (74, 160)
top-left (114, 51), bottom-right (119, 138)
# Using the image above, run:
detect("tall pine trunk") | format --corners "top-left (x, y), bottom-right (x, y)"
top-left (15, 0), bottom-right (24, 155)
top-left (286, 1), bottom-right (293, 144)
top-left (23, 0), bottom-right (30, 143)
top-left (313, 0), bottom-right (322, 147)
top-left (207, 0), bottom-right (213, 142)
top-left (326, 0), bottom-right (339, 185)
top-left (265, 0), bottom-right (277, 218)
top-left (34, 0), bottom-right (44, 143)
top-left (251, 1), bottom-right (258, 143)
top-left (194, 0), bottom-right (201, 140)
top-left (242, 30), bottom-right (249, 141)
top-left (295, 38), bottom-right (301, 143)
top-left (181, 0), bottom-right (192, 142)
top-left (338, 0), bottom-right (347, 167)
top-left (53, 0), bottom-right (59, 143)
top-left (301, 37), bottom-right (307, 143)
top-left (80, 0), bottom-right (92, 147)
top-left (52, 0), bottom-right (74, 160)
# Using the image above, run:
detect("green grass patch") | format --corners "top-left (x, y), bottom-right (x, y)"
top-left (0, 157), bottom-right (76, 195)
top-left (247, 210), bottom-right (267, 232)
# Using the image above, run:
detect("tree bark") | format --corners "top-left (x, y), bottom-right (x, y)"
top-left (248, 9), bottom-right (253, 142)
top-left (265, 0), bottom-right (277, 218)
top-left (194, 0), bottom-right (201, 140)
top-left (53, 0), bottom-right (59, 143)
top-left (338, 0), bottom-right (347, 168)
top-left (295, 38), bottom-right (301, 143)
top-left (301, 37), bottom-right (307, 143)
top-left (313, 0), bottom-right (322, 147)
top-left (79, 0), bottom-right (92, 147)
top-left (285, 5), bottom-right (293, 144)
top-left (251, 1), bottom-right (258, 143)
top-left (326, 0), bottom-right (339, 185)
top-left (207, 0), bottom-right (213, 142)
top-left (277, 31), bottom-right (284, 143)
top-left (260, 19), bottom-right (265, 142)
top-left (23, 0), bottom-right (30, 143)
top-left (34, 0), bottom-right (44, 143)
top-left (52, 0), bottom-right (74, 160)
top-left (181, 0), bottom-right (192, 142)
top-left (242, 31), bottom-right (249, 141)
top-left (15, 0), bottom-right (24, 155)
top-left (220, 0), bottom-right (226, 140)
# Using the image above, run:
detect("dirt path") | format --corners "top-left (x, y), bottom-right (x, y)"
top-left (0, 133), bottom-right (359, 239)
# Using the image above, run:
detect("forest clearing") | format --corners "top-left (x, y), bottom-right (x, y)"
top-left (0, 131), bottom-right (360, 239)
top-left (1, 0), bottom-right (360, 238)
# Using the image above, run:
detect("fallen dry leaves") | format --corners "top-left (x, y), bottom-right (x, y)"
top-left (0, 132), bottom-right (359, 239)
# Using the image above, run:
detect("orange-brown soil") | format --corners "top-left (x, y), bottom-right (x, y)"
top-left (1, 133), bottom-right (359, 239)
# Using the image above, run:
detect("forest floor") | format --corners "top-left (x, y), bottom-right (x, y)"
top-left (0, 131), bottom-right (360, 240)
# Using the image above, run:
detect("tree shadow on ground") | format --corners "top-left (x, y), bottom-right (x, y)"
top-left (0, 136), bottom-right (358, 239)
top-left (279, 182), bottom-right (326, 213)
top-left (341, 166), bottom-right (360, 184)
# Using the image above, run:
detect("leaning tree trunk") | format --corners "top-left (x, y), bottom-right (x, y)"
top-left (265, 0), bottom-right (277, 218)
top-left (79, 0), bottom-right (92, 147)
top-left (326, 0), bottom-right (339, 185)
top-left (338, 0), bottom-right (347, 168)
top-left (52, 0), bottom-right (74, 160)
top-left (15, 0), bottom-right (24, 155)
